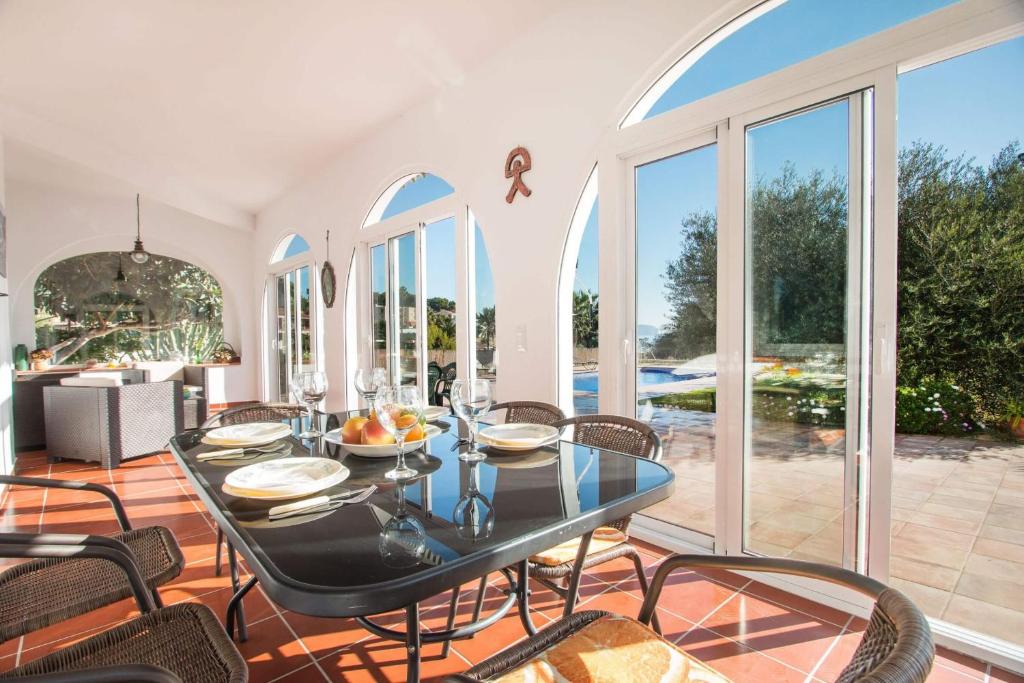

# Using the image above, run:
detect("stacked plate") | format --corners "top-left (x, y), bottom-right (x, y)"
top-left (222, 457), bottom-right (350, 501)
top-left (202, 422), bottom-right (293, 448)
top-left (477, 423), bottom-right (560, 452)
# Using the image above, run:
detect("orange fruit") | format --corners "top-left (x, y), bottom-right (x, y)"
top-left (396, 413), bottom-right (419, 430)
top-left (406, 424), bottom-right (425, 442)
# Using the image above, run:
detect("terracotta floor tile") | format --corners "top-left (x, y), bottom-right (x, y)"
top-left (991, 667), bottom-right (1024, 682)
top-left (641, 569), bottom-right (739, 624)
top-left (676, 626), bottom-right (807, 682)
top-left (740, 581), bottom-right (853, 628)
top-left (235, 614), bottom-right (318, 682)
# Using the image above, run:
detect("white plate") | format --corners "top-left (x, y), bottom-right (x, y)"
top-left (422, 406), bottom-right (449, 422)
top-left (323, 424), bottom-right (442, 458)
top-left (477, 423), bottom-right (561, 451)
top-left (222, 457), bottom-right (349, 500)
top-left (203, 422), bottom-right (293, 447)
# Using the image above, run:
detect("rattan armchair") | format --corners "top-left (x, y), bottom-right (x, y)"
top-left (0, 533), bottom-right (246, 682)
top-left (490, 401), bottom-right (565, 426)
top-left (201, 403), bottom-right (305, 642)
top-left (449, 554), bottom-right (934, 683)
top-left (0, 475), bottom-right (184, 643)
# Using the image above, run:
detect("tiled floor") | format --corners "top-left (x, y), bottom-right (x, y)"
top-left (1, 450), bottom-right (1020, 682)
top-left (633, 403), bottom-right (1024, 646)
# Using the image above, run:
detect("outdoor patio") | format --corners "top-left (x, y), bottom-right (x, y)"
top-left (639, 403), bottom-right (1024, 645)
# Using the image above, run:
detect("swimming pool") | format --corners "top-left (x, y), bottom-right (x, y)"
top-left (573, 367), bottom-right (687, 393)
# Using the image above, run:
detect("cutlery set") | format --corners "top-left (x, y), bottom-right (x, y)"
top-left (196, 441), bottom-right (292, 461)
top-left (268, 485), bottom-right (378, 520)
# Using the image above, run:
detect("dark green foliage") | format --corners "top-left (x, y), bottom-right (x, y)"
top-left (35, 252), bottom-right (223, 364)
top-left (572, 290), bottom-right (599, 348)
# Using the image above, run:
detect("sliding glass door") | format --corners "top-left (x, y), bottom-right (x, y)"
top-left (742, 92), bottom-right (872, 569)
top-left (273, 265), bottom-right (312, 402)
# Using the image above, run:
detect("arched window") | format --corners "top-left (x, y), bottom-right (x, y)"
top-left (270, 233), bottom-right (310, 262)
top-left (623, 0), bottom-right (958, 125)
top-left (266, 233), bottom-right (317, 401)
top-left (34, 251), bottom-right (223, 364)
top-left (363, 173), bottom-right (455, 227)
top-left (558, 167), bottom-right (598, 416)
top-left (358, 174), bottom-right (497, 400)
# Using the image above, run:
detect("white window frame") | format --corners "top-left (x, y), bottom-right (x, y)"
top-left (590, 0), bottom-right (1024, 669)
top-left (263, 238), bottom-right (321, 403)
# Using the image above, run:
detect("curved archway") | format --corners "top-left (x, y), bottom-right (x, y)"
top-left (270, 233), bottom-right (311, 263)
top-left (34, 251), bottom-right (223, 365)
top-left (265, 231), bottom-right (319, 401)
top-left (362, 173), bottom-right (455, 228)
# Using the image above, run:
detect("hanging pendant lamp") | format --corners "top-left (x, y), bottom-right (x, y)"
top-left (129, 193), bottom-right (149, 264)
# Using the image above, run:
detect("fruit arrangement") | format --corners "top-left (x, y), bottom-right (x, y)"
top-left (340, 411), bottom-right (425, 445)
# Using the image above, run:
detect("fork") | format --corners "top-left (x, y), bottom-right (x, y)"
top-left (268, 485), bottom-right (378, 521)
top-left (197, 442), bottom-right (291, 461)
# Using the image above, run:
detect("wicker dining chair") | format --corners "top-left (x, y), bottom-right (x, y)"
top-left (0, 533), bottom-right (246, 682)
top-left (524, 415), bottom-right (662, 632)
top-left (490, 401), bottom-right (565, 426)
top-left (0, 476), bottom-right (184, 644)
top-left (448, 554), bottom-right (935, 683)
top-left (201, 402), bottom-right (305, 641)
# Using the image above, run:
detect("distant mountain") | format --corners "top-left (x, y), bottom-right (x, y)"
top-left (637, 324), bottom-right (660, 339)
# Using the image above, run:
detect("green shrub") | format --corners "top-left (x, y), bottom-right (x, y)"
top-left (895, 380), bottom-right (978, 435)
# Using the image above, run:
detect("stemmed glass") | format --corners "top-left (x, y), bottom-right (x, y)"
top-left (290, 371), bottom-right (329, 439)
top-left (373, 386), bottom-right (425, 480)
top-left (450, 379), bottom-right (493, 462)
top-left (354, 367), bottom-right (388, 406)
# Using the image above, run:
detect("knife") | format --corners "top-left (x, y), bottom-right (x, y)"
top-left (268, 485), bottom-right (377, 520)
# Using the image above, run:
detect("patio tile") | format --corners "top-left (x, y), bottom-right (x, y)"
top-left (973, 538), bottom-right (1024, 564)
top-left (889, 578), bottom-right (951, 617)
top-left (890, 536), bottom-right (970, 570)
top-left (961, 554), bottom-right (1024, 585)
top-left (980, 523), bottom-right (1024, 546)
top-left (942, 595), bottom-right (1024, 645)
top-left (889, 556), bottom-right (960, 592)
top-left (906, 511), bottom-right (981, 535)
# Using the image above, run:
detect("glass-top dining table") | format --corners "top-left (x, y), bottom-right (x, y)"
top-left (169, 409), bottom-right (674, 682)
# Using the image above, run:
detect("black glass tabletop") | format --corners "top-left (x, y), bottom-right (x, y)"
top-left (169, 412), bottom-right (673, 617)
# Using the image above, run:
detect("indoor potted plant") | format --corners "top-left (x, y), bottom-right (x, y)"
top-left (30, 347), bottom-right (54, 371)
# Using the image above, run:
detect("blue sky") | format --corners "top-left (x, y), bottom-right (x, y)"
top-left (575, 4), bottom-right (1023, 334)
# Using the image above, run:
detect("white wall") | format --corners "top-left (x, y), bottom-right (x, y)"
top-left (0, 132), bottom-right (14, 475)
top-left (254, 0), bottom-right (731, 408)
top-left (4, 144), bottom-right (260, 403)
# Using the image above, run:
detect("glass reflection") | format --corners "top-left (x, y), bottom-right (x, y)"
top-left (379, 481), bottom-right (426, 568)
top-left (452, 461), bottom-right (495, 541)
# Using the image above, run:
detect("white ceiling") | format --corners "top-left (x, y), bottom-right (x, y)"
top-left (0, 1), bottom-right (559, 228)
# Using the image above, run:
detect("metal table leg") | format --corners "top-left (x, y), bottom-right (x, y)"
top-left (226, 542), bottom-right (249, 641)
top-left (516, 559), bottom-right (538, 636)
top-left (562, 530), bottom-right (594, 619)
top-left (227, 576), bottom-right (258, 641)
top-left (406, 603), bottom-right (421, 683)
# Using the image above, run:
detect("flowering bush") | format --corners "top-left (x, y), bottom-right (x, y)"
top-left (896, 380), bottom-right (978, 435)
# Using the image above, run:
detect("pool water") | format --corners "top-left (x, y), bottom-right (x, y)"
top-left (573, 368), bottom-right (683, 393)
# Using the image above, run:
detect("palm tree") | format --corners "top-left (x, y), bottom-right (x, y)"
top-left (476, 306), bottom-right (496, 349)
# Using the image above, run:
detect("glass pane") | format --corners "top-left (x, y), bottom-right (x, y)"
top-left (391, 232), bottom-right (418, 386)
top-left (276, 273), bottom-right (289, 402)
top-left (744, 100), bottom-right (854, 565)
top-left (297, 265), bottom-right (311, 373)
top-left (572, 199), bottom-right (599, 416)
top-left (891, 37), bottom-right (1024, 644)
top-left (425, 217), bottom-right (457, 403)
top-left (286, 271), bottom-right (300, 388)
top-left (474, 221), bottom-right (497, 384)
top-left (370, 244), bottom-right (388, 371)
top-left (379, 174), bottom-right (455, 222)
top-left (272, 234), bottom-right (310, 262)
top-left (640, 0), bottom-right (956, 121)
top-left (635, 144), bottom-right (717, 536)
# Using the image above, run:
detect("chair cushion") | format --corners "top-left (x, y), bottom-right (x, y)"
top-left (59, 376), bottom-right (122, 387)
top-left (529, 527), bottom-right (627, 567)
top-left (490, 614), bottom-right (731, 682)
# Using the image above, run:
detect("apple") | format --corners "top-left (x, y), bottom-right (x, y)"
top-left (341, 416), bottom-right (369, 444)
top-left (361, 419), bottom-right (396, 445)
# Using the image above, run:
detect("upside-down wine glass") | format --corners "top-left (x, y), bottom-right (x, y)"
top-left (291, 370), bottom-right (329, 439)
top-left (450, 379), bottom-right (492, 462)
top-left (354, 367), bottom-right (388, 407)
top-left (373, 386), bottom-right (425, 480)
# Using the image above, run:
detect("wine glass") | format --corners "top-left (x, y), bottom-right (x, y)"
top-left (450, 379), bottom-right (493, 462)
top-left (354, 367), bottom-right (388, 407)
top-left (290, 371), bottom-right (329, 439)
top-left (373, 386), bottom-right (425, 480)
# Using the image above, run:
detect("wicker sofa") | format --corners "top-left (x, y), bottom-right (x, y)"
top-left (43, 380), bottom-right (184, 469)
